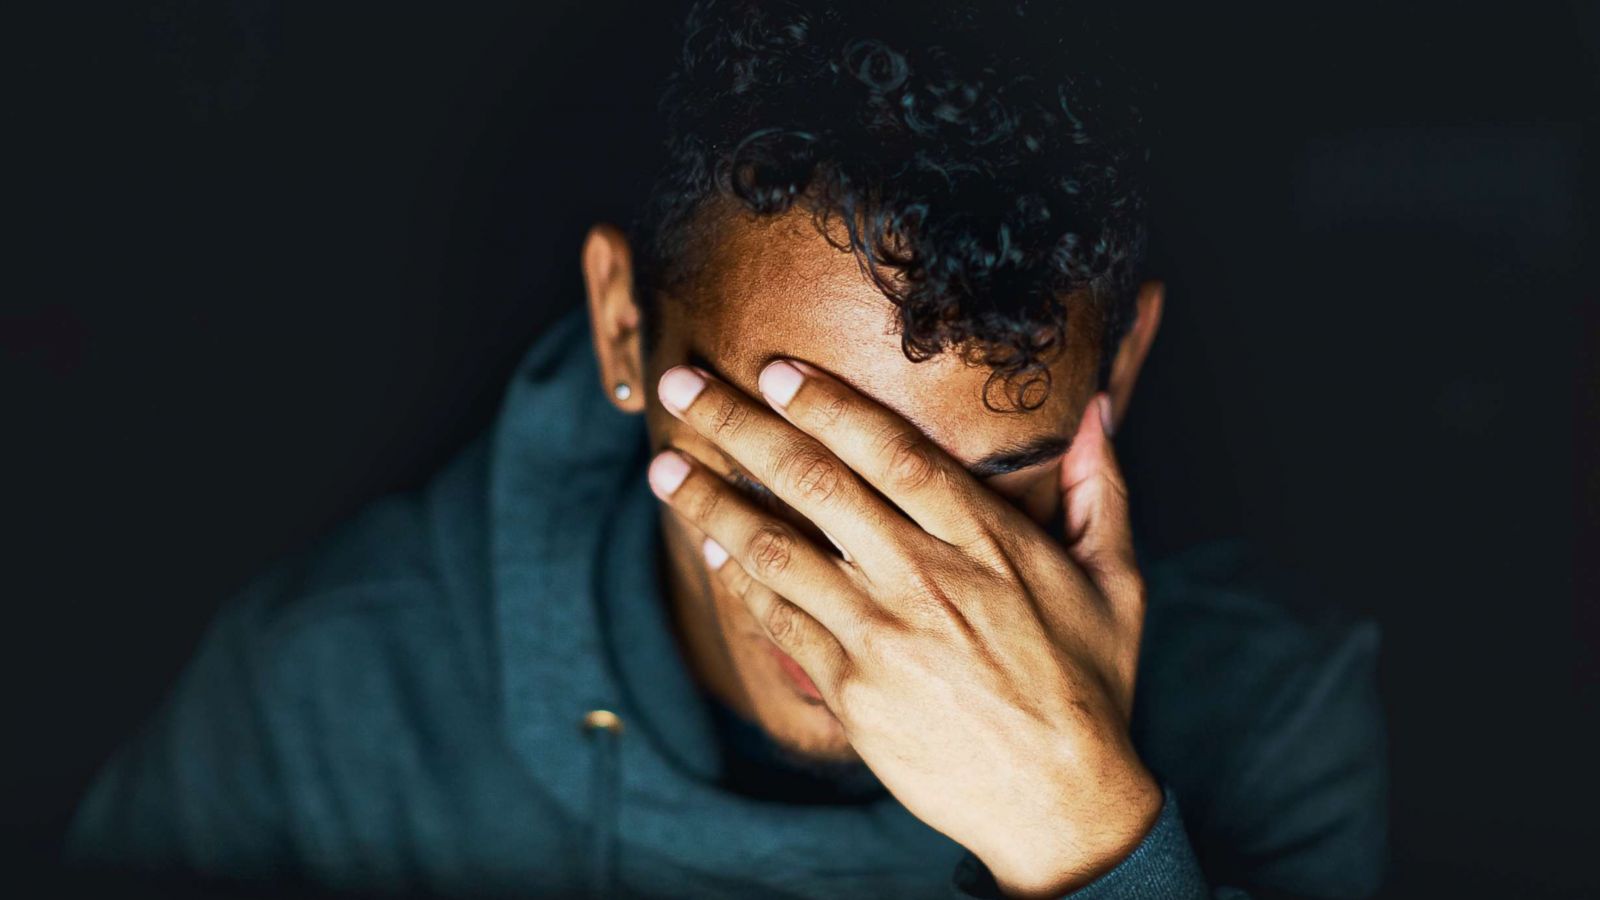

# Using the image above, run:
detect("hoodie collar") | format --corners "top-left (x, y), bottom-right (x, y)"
top-left (487, 307), bottom-right (723, 784)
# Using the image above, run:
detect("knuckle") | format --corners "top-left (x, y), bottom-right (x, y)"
top-left (682, 477), bottom-right (723, 523)
top-left (962, 530), bottom-right (1014, 572)
top-left (806, 391), bottom-right (850, 431)
top-left (764, 599), bottom-right (801, 642)
top-left (900, 568), bottom-right (958, 618)
top-left (746, 525), bottom-right (795, 579)
top-left (1083, 543), bottom-right (1141, 591)
top-left (881, 432), bottom-right (939, 492)
top-left (852, 616), bottom-right (901, 665)
top-left (776, 445), bottom-right (842, 505)
top-left (709, 393), bottom-right (750, 438)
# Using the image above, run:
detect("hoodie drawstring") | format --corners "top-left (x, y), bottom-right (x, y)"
top-left (582, 709), bottom-right (623, 898)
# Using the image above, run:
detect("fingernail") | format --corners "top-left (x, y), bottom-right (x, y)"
top-left (702, 537), bottom-right (728, 569)
top-left (658, 366), bottom-right (706, 413)
top-left (759, 360), bottom-right (805, 408)
top-left (648, 450), bottom-right (691, 499)
top-left (1098, 394), bottom-right (1115, 438)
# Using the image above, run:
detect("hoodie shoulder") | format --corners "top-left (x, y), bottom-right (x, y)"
top-left (63, 474), bottom-right (467, 882)
top-left (1133, 541), bottom-right (1387, 898)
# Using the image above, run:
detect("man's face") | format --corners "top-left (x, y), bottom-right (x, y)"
top-left (639, 202), bottom-right (1103, 763)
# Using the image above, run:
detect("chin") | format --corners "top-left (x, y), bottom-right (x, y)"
top-left (762, 711), bottom-right (858, 765)
top-left (739, 647), bottom-right (859, 764)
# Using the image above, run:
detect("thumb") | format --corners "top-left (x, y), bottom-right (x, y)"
top-left (1060, 393), bottom-right (1139, 601)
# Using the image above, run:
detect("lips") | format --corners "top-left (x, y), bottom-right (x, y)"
top-left (768, 643), bottom-right (824, 701)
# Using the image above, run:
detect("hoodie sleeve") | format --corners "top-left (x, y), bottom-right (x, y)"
top-left (950, 786), bottom-right (1217, 899)
top-left (63, 572), bottom-right (294, 881)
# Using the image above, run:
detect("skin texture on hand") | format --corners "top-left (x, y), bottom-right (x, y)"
top-left (646, 358), bottom-right (1163, 897)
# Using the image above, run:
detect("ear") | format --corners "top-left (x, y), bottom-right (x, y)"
top-left (1104, 280), bottom-right (1164, 431)
top-left (581, 223), bottom-right (646, 413)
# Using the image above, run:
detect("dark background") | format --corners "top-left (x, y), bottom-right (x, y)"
top-left (6, 1), bottom-right (1596, 896)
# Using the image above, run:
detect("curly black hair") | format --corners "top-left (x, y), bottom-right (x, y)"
top-left (631, 0), bottom-right (1154, 410)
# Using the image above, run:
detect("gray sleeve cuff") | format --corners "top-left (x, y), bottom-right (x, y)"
top-left (951, 786), bottom-right (1214, 900)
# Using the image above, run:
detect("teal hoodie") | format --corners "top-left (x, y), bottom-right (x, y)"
top-left (66, 310), bottom-right (1386, 898)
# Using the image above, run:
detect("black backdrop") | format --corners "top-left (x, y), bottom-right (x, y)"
top-left (6, 1), bottom-right (1597, 897)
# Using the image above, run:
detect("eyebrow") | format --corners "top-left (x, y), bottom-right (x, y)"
top-left (683, 350), bottom-right (1068, 479)
top-left (966, 434), bottom-right (1073, 478)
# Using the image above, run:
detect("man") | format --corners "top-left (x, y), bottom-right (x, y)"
top-left (67, 1), bottom-right (1385, 897)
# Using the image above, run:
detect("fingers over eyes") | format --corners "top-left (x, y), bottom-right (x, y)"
top-left (657, 365), bottom-right (912, 570)
top-left (758, 360), bottom-right (1000, 548)
top-left (648, 447), bottom-right (861, 646)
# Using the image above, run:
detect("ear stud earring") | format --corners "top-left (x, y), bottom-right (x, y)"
top-left (613, 383), bottom-right (633, 401)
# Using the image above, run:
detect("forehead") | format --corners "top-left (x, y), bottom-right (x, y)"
top-left (671, 203), bottom-right (1097, 466)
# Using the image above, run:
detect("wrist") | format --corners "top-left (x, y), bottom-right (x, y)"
top-left (985, 762), bottom-right (1164, 899)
